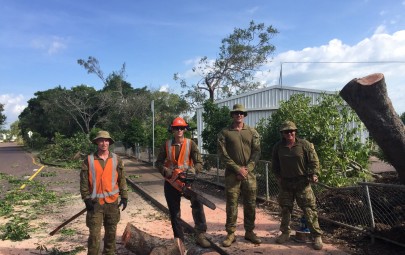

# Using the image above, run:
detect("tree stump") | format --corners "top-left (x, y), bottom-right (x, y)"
top-left (121, 223), bottom-right (185, 255)
top-left (339, 73), bottom-right (405, 184)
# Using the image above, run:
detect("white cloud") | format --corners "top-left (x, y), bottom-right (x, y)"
top-left (30, 36), bottom-right (68, 55)
top-left (159, 84), bottom-right (169, 92)
top-left (374, 25), bottom-right (387, 34)
top-left (0, 94), bottom-right (27, 129)
top-left (259, 30), bottom-right (405, 114)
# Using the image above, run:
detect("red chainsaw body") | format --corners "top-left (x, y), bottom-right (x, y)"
top-left (166, 168), bottom-right (186, 192)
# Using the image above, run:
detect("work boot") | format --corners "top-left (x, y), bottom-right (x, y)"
top-left (222, 233), bottom-right (236, 247)
top-left (196, 232), bottom-right (210, 248)
top-left (313, 236), bottom-right (323, 250)
top-left (244, 231), bottom-right (262, 244)
top-left (275, 232), bottom-right (290, 244)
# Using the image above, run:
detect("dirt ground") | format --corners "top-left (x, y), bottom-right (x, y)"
top-left (1, 162), bottom-right (404, 255)
top-left (196, 172), bottom-right (405, 255)
top-left (0, 166), bottom-right (176, 255)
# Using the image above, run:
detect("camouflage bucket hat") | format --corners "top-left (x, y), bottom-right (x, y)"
top-left (279, 121), bottom-right (298, 132)
top-left (92, 130), bottom-right (115, 145)
top-left (230, 104), bottom-right (248, 117)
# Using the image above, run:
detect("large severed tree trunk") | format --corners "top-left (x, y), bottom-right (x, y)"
top-left (340, 73), bottom-right (405, 184)
top-left (121, 223), bottom-right (186, 255)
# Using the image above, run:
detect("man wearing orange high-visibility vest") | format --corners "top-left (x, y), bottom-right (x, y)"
top-left (156, 117), bottom-right (210, 249)
top-left (80, 131), bottom-right (128, 255)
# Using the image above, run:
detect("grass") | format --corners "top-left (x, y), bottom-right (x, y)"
top-left (0, 172), bottom-right (72, 241)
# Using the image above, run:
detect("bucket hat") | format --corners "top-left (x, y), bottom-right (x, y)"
top-left (92, 130), bottom-right (115, 145)
top-left (230, 104), bottom-right (248, 117)
top-left (279, 121), bottom-right (298, 132)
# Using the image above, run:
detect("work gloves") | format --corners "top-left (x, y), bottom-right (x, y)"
top-left (85, 198), bottom-right (128, 211)
top-left (118, 198), bottom-right (128, 211)
top-left (163, 167), bottom-right (173, 178)
top-left (84, 198), bottom-right (95, 212)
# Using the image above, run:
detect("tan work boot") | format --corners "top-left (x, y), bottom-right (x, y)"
top-left (196, 232), bottom-right (211, 248)
top-left (244, 231), bottom-right (262, 244)
top-left (313, 236), bottom-right (323, 250)
top-left (222, 233), bottom-right (236, 247)
top-left (275, 232), bottom-right (290, 244)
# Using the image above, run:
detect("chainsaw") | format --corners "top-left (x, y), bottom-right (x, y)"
top-left (166, 168), bottom-right (216, 210)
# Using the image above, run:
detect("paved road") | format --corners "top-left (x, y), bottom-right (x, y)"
top-left (0, 142), bottom-right (40, 178)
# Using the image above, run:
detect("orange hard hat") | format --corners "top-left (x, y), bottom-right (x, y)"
top-left (171, 117), bottom-right (188, 127)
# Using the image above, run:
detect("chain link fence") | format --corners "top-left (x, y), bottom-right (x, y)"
top-left (122, 146), bottom-right (405, 248)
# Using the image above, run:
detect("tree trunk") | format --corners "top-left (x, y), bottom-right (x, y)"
top-left (121, 223), bottom-right (185, 255)
top-left (339, 73), bottom-right (405, 184)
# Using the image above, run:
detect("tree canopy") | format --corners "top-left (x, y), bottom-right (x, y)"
top-left (174, 21), bottom-right (278, 108)
top-left (0, 103), bottom-right (6, 128)
top-left (257, 93), bottom-right (372, 186)
top-left (201, 101), bottom-right (232, 154)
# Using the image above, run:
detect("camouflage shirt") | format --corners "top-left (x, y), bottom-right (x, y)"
top-left (217, 123), bottom-right (261, 174)
top-left (271, 137), bottom-right (320, 178)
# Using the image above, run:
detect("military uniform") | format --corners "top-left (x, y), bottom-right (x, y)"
top-left (80, 131), bottom-right (128, 255)
top-left (272, 121), bottom-right (323, 251)
top-left (217, 123), bottom-right (261, 236)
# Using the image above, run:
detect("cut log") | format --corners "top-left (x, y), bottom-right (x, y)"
top-left (121, 223), bottom-right (185, 255)
top-left (339, 73), bottom-right (405, 184)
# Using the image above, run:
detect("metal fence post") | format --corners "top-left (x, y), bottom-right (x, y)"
top-left (216, 154), bottom-right (220, 185)
top-left (364, 183), bottom-right (375, 244)
top-left (148, 147), bottom-right (151, 163)
top-left (265, 162), bottom-right (270, 201)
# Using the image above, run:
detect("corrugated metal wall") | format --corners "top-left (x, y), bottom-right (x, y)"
top-left (196, 85), bottom-right (335, 153)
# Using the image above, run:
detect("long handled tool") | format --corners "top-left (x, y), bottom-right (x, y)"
top-left (49, 208), bottom-right (87, 236)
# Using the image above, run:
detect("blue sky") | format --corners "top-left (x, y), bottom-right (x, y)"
top-left (1, 0), bottom-right (405, 129)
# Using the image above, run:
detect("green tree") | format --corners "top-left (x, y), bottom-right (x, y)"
top-left (149, 125), bottom-right (172, 150)
top-left (0, 103), bottom-right (5, 127)
top-left (51, 85), bottom-right (112, 134)
top-left (400, 112), bottom-right (405, 124)
top-left (9, 121), bottom-right (20, 139)
top-left (174, 21), bottom-right (278, 107)
top-left (19, 88), bottom-right (78, 141)
top-left (151, 91), bottom-right (190, 127)
top-left (257, 93), bottom-right (372, 186)
top-left (122, 118), bottom-right (147, 148)
top-left (77, 56), bottom-right (109, 85)
top-left (201, 101), bottom-right (232, 154)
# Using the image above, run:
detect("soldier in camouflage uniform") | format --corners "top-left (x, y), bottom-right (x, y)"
top-left (271, 121), bottom-right (323, 250)
top-left (217, 104), bottom-right (262, 247)
top-left (80, 131), bottom-right (128, 255)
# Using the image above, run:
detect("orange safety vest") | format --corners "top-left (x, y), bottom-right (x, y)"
top-left (164, 138), bottom-right (194, 170)
top-left (88, 153), bottom-right (120, 205)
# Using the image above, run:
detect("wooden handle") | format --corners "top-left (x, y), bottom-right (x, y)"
top-left (49, 208), bottom-right (87, 236)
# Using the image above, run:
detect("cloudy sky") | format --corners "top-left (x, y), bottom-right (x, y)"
top-left (1, 0), bottom-right (405, 129)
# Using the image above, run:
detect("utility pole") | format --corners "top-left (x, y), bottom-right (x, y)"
top-left (151, 100), bottom-right (155, 167)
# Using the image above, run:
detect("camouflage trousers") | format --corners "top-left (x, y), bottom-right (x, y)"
top-left (86, 200), bottom-right (120, 255)
top-left (224, 169), bottom-right (257, 233)
top-left (278, 177), bottom-right (322, 237)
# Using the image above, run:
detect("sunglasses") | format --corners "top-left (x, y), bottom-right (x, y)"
top-left (282, 130), bottom-right (295, 134)
top-left (233, 111), bottom-right (245, 116)
top-left (173, 126), bottom-right (186, 131)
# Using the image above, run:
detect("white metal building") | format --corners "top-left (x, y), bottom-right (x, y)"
top-left (195, 85), bottom-right (336, 153)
